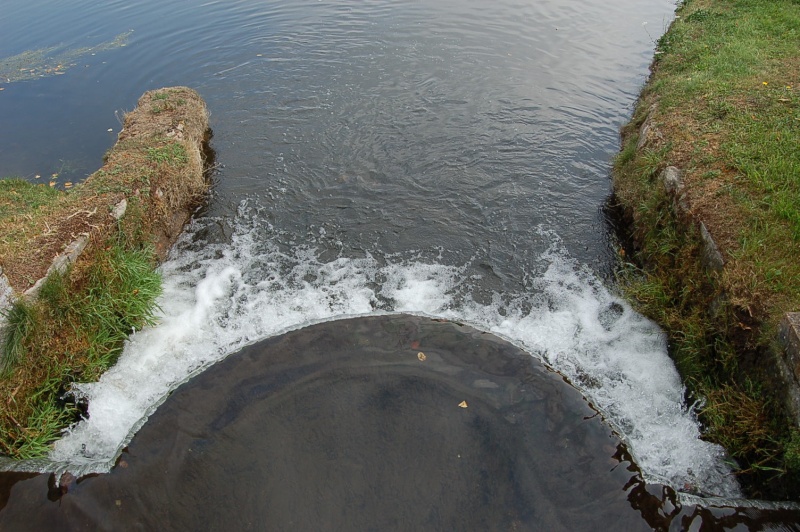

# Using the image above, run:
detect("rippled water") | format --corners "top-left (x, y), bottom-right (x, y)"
top-left (1, 0), bottom-right (672, 265)
top-left (6, 0), bottom-right (790, 523)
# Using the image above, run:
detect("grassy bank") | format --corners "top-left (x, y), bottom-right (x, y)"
top-left (613, 0), bottom-right (800, 499)
top-left (0, 87), bottom-right (209, 459)
top-left (0, 214), bottom-right (161, 457)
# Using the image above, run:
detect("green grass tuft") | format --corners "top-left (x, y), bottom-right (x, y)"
top-left (0, 236), bottom-right (162, 457)
top-left (0, 301), bottom-right (37, 376)
top-left (146, 142), bottom-right (188, 166)
top-left (0, 178), bottom-right (59, 219)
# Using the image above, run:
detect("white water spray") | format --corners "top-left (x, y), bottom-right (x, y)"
top-left (43, 203), bottom-right (741, 498)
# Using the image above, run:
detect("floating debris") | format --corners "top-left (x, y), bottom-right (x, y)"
top-left (0, 30), bottom-right (133, 84)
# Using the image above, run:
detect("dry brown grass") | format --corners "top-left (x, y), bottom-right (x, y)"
top-left (0, 87), bottom-right (209, 294)
top-left (0, 86), bottom-right (210, 458)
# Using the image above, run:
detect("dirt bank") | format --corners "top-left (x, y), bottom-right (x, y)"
top-left (1, 86), bottom-right (209, 297)
top-left (612, 0), bottom-right (800, 499)
top-left (0, 86), bottom-right (211, 458)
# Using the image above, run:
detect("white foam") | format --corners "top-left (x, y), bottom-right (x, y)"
top-left (44, 204), bottom-right (741, 498)
top-left (450, 254), bottom-right (741, 497)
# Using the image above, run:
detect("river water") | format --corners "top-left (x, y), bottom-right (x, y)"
top-left (3, 0), bottom-right (799, 527)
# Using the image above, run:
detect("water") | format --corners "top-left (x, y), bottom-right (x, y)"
top-left (43, 207), bottom-right (741, 499)
top-left (3, 0), bottom-right (788, 523)
top-left (0, 316), bottom-right (660, 529)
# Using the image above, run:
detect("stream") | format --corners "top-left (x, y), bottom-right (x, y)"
top-left (2, 0), bottom-right (799, 528)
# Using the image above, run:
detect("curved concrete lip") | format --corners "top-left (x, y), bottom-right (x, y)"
top-left (1, 314), bottom-right (655, 530)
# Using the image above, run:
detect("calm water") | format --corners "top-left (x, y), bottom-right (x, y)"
top-left (0, 0), bottom-right (671, 267)
top-left (4, 0), bottom-right (799, 527)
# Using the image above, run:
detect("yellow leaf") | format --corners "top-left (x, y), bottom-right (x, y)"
top-left (458, 401), bottom-right (468, 408)
top-left (417, 352), bottom-right (426, 361)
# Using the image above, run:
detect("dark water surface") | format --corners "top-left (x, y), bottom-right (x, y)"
top-left (2, 316), bottom-right (799, 530)
top-left (0, 0), bottom-right (675, 267)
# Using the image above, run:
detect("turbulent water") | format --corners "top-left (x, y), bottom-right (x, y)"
top-left (0, 0), bottom-right (751, 503)
top-left (45, 204), bottom-right (741, 498)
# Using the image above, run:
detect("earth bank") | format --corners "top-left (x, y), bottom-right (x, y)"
top-left (612, 0), bottom-right (800, 499)
top-left (0, 86), bottom-right (211, 458)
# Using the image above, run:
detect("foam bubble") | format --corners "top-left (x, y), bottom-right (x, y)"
top-left (451, 254), bottom-right (741, 497)
top-left (43, 206), bottom-right (741, 498)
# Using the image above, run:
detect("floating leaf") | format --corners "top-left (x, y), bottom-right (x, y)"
top-left (417, 352), bottom-right (426, 361)
top-left (458, 400), bottom-right (468, 408)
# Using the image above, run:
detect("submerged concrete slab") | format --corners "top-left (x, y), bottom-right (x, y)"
top-left (3, 315), bottom-right (800, 529)
top-left (0, 315), bottom-right (655, 530)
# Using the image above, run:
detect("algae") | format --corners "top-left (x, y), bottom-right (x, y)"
top-left (0, 31), bottom-right (132, 84)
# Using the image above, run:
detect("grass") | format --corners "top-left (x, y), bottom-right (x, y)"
top-left (0, 225), bottom-right (162, 459)
top-left (0, 301), bottom-right (36, 376)
top-left (147, 142), bottom-right (188, 166)
top-left (0, 179), bottom-right (60, 218)
top-left (149, 89), bottom-right (188, 114)
top-left (0, 180), bottom-right (64, 262)
top-left (0, 86), bottom-right (209, 460)
top-left (613, 0), bottom-right (800, 499)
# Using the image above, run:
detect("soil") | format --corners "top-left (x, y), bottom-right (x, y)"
top-left (0, 86), bottom-right (211, 298)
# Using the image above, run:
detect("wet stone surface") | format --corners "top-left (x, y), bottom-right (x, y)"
top-left (0, 316), bottom-right (640, 529)
top-left (1, 315), bottom-right (798, 530)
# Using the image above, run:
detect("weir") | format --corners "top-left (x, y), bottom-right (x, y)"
top-left (3, 315), bottom-right (800, 528)
top-left (2, 0), bottom-right (799, 526)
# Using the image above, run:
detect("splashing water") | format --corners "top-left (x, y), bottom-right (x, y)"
top-left (41, 202), bottom-right (741, 498)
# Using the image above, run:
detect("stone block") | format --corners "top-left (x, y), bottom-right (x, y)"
top-left (780, 313), bottom-right (800, 384)
top-left (699, 222), bottom-right (724, 272)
